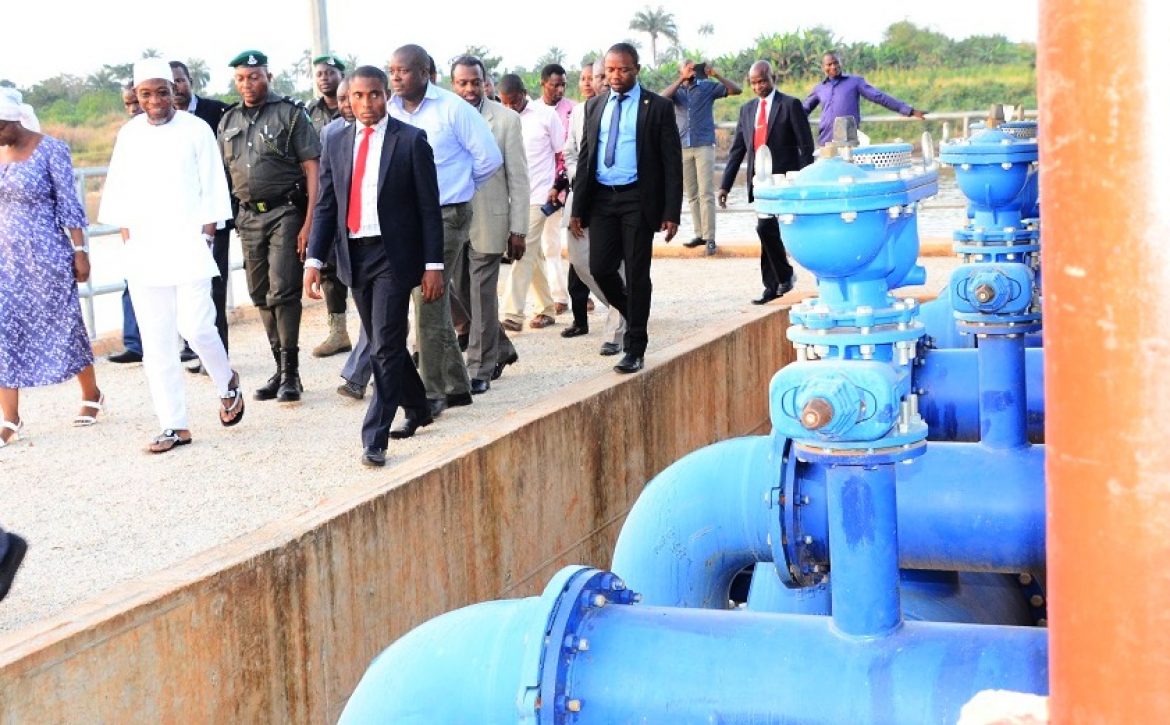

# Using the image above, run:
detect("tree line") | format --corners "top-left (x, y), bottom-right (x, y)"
top-left (0, 14), bottom-right (1034, 149)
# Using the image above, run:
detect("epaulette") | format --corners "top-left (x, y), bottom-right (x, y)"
top-left (223, 101), bottom-right (240, 111)
top-left (280, 95), bottom-right (308, 109)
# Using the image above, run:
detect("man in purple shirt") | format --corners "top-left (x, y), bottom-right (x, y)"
top-left (803, 52), bottom-right (927, 145)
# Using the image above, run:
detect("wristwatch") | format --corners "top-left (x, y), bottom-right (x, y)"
top-left (202, 232), bottom-right (215, 244)
top-left (72, 243), bottom-right (89, 254)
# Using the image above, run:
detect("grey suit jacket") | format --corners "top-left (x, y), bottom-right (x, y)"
top-left (469, 99), bottom-right (529, 255)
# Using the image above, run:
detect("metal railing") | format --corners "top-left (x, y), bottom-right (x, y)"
top-left (73, 167), bottom-right (243, 337)
top-left (716, 109), bottom-right (1039, 138)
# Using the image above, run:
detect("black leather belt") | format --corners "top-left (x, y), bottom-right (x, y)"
top-left (240, 198), bottom-right (293, 213)
top-left (349, 235), bottom-right (382, 245)
top-left (595, 180), bottom-right (639, 193)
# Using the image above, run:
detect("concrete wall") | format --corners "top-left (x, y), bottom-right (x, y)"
top-left (0, 306), bottom-right (792, 724)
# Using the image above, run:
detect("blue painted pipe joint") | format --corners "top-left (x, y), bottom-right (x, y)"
top-left (341, 565), bottom-right (1049, 724)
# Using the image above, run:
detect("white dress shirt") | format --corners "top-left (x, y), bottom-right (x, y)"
top-left (350, 114), bottom-right (388, 239)
top-left (517, 98), bottom-right (564, 205)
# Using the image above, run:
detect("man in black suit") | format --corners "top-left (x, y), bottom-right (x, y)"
top-left (305, 66), bottom-right (445, 467)
top-left (719, 60), bottom-right (815, 304)
top-left (171, 60), bottom-right (234, 357)
top-left (569, 42), bottom-right (682, 374)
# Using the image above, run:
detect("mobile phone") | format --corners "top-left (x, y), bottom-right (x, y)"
top-left (693, 63), bottom-right (709, 79)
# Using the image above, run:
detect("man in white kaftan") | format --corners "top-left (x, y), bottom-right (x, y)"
top-left (98, 59), bottom-right (243, 452)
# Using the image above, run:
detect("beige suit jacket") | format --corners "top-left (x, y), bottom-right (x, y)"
top-left (469, 99), bottom-right (529, 255)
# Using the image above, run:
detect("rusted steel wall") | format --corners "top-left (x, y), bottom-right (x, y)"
top-left (0, 305), bottom-right (791, 724)
top-left (1040, 0), bottom-right (1170, 721)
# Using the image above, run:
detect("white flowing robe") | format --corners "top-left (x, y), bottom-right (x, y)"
top-left (98, 111), bottom-right (231, 286)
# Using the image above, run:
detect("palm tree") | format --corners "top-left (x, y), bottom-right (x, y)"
top-left (536, 47), bottom-right (567, 69)
top-left (628, 6), bottom-right (679, 66)
top-left (698, 23), bottom-right (715, 37)
top-left (141, 48), bottom-right (162, 59)
top-left (185, 58), bottom-right (210, 93)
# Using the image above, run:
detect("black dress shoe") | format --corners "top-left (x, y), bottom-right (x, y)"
top-left (751, 290), bottom-right (779, 305)
top-left (777, 272), bottom-right (798, 296)
top-left (470, 378), bottom-right (490, 395)
top-left (491, 351), bottom-right (519, 381)
top-left (361, 447), bottom-right (387, 467)
top-left (427, 397), bottom-right (447, 419)
top-left (0, 532), bottom-right (28, 602)
top-left (561, 324), bottom-right (589, 338)
top-left (614, 353), bottom-right (644, 374)
top-left (682, 236), bottom-right (705, 248)
top-left (179, 346), bottom-right (198, 363)
top-left (446, 391), bottom-right (473, 407)
top-left (107, 349), bottom-right (143, 364)
top-left (599, 342), bottom-right (621, 356)
top-left (390, 408), bottom-right (436, 439)
top-left (337, 380), bottom-right (365, 400)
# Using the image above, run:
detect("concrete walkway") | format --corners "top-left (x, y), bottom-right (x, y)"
top-left (0, 253), bottom-right (961, 634)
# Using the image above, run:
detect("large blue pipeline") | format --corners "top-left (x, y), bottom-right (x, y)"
top-left (342, 114), bottom-right (1047, 723)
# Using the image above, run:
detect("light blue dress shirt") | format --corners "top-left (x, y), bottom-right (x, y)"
top-left (389, 82), bottom-right (502, 205)
top-left (596, 82), bottom-right (641, 186)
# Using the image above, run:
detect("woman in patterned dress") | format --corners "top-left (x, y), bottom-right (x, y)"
top-left (0, 90), bottom-right (104, 446)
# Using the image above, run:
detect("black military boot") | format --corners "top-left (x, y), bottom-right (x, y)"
top-left (276, 347), bottom-right (304, 402)
top-left (254, 344), bottom-right (282, 401)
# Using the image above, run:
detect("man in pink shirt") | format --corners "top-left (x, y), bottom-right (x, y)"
top-left (500, 73), bottom-right (565, 331)
top-left (539, 63), bottom-right (574, 314)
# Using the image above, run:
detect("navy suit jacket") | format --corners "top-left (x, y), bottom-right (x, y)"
top-left (308, 116), bottom-right (444, 289)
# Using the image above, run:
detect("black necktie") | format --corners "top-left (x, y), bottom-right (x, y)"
top-left (604, 93), bottom-right (627, 168)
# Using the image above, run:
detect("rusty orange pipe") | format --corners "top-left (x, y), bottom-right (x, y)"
top-left (1041, 0), bottom-right (1170, 721)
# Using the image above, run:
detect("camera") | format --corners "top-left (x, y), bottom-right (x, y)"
top-left (693, 62), bottom-right (709, 80)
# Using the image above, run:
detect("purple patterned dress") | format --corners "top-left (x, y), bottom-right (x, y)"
top-left (0, 136), bottom-right (93, 388)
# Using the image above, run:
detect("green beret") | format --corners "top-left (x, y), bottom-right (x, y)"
top-left (228, 50), bottom-right (268, 68)
top-left (312, 54), bottom-right (346, 72)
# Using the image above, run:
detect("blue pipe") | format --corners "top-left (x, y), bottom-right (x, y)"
top-left (824, 462), bottom-right (901, 636)
top-left (747, 566), bottom-right (1035, 626)
top-left (341, 567), bottom-right (1048, 724)
top-left (612, 437), bottom-right (1044, 608)
top-left (977, 334), bottom-right (1030, 448)
top-left (609, 435), bottom-right (779, 608)
top-left (916, 347), bottom-right (1045, 441)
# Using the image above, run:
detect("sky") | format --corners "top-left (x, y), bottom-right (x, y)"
top-left (3, 0), bottom-right (1038, 92)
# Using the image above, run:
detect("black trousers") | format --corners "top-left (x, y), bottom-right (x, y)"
top-left (758, 215), bottom-right (794, 294)
top-left (588, 186), bottom-right (654, 357)
top-left (210, 227), bottom-right (231, 353)
top-left (349, 239), bottom-right (427, 451)
top-left (568, 265), bottom-right (590, 327)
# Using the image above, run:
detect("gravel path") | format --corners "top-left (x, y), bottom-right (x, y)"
top-left (0, 252), bottom-right (961, 634)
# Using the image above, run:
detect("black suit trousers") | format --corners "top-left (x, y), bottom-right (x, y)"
top-left (757, 216), bottom-right (794, 293)
top-left (588, 186), bottom-right (654, 357)
top-left (210, 227), bottom-right (231, 352)
top-left (349, 239), bottom-right (427, 450)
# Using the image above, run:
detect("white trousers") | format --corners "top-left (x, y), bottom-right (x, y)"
top-left (128, 278), bottom-right (233, 431)
top-left (542, 207), bottom-right (569, 305)
top-left (502, 206), bottom-right (556, 323)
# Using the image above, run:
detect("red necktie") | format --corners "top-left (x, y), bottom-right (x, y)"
top-left (754, 98), bottom-right (767, 150)
top-left (348, 126), bottom-right (374, 235)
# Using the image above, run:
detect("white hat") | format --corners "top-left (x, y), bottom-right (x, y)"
top-left (0, 87), bottom-right (39, 131)
top-left (133, 58), bottom-right (174, 88)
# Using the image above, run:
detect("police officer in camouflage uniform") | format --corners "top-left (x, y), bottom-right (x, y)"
top-left (218, 50), bottom-right (321, 402)
top-left (305, 53), bottom-right (353, 359)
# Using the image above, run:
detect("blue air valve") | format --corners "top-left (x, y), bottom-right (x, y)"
top-left (941, 108), bottom-right (1042, 333)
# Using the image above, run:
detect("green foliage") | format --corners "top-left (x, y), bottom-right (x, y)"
top-left (629, 5), bottom-right (679, 66)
